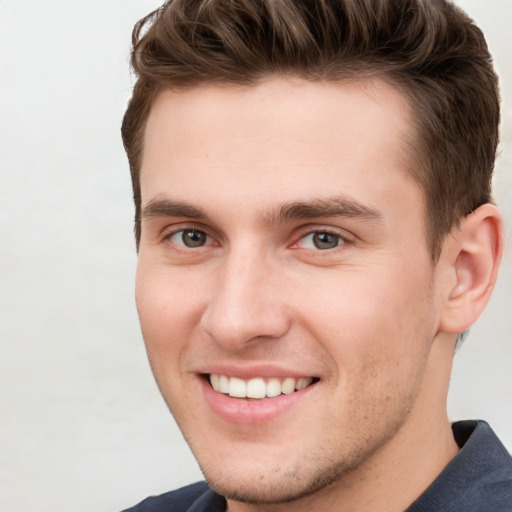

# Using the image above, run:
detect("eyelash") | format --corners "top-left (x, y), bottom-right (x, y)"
top-left (163, 226), bottom-right (352, 254)
top-left (292, 229), bottom-right (351, 251)
top-left (164, 227), bottom-right (217, 251)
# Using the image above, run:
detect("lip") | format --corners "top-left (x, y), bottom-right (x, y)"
top-left (199, 372), bottom-right (318, 425)
top-left (195, 362), bottom-right (317, 381)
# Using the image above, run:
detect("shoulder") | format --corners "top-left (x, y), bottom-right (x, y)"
top-left (407, 420), bottom-right (512, 512)
top-left (120, 481), bottom-right (225, 512)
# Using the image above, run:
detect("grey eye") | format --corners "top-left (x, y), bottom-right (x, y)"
top-left (313, 232), bottom-right (340, 249)
top-left (300, 232), bottom-right (343, 250)
top-left (171, 229), bottom-right (209, 247)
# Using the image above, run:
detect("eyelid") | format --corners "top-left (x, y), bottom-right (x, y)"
top-left (170, 229), bottom-right (211, 247)
top-left (290, 226), bottom-right (354, 250)
top-left (294, 224), bottom-right (353, 240)
top-left (161, 223), bottom-right (220, 248)
top-left (158, 221), bottom-right (353, 252)
top-left (300, 232), bottom-right (342, 249)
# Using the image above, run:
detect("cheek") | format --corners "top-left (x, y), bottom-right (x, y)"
top-left (308, 272), bottom-right (436, 441)
top-left (135, 266), bottom-right (205, 416)
top-left (135, 265), bottom-right (197, 375)
top-left (136, 263), bottom-right (204, 336)
top-left (296, 262), bottom-right (437, 378)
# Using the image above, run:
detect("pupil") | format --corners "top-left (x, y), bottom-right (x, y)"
top-left (183, 230), bottom-right (206, 247)
top-left (313, 232), bottom-right (338, 249)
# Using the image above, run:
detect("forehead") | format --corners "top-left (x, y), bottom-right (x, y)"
top-left (143, 77), bottom-right (414, 161)
top-left (141, 77), bottom-right (421, 223)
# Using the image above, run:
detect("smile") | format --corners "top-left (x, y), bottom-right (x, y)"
top-left (209, 374), bottom-right (316, 399)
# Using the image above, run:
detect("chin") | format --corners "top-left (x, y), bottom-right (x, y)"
top-left (198, 453), bottom-right (356, 505)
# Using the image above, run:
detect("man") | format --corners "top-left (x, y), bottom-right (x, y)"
top-left (120, 0), bottom-right (512, 510)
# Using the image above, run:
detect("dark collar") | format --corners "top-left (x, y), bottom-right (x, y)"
top-left (406, 420), bottom-right (512, 511)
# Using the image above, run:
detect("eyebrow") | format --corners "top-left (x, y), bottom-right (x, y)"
top-left (264, 197), bottom-right (383, 225)
top-left (140, 196), bottom-right (383, 225)
top-left (141, 199), bottom-right (208, 221)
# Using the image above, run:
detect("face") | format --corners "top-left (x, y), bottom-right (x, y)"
top-left (136, 78), bottom-right (445, 505)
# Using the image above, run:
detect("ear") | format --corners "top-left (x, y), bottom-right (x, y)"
top-left (438, 204), bottom-right (504, 334)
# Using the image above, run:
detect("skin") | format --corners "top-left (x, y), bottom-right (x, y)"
top-left (135, 78), bottom-right (500, 512)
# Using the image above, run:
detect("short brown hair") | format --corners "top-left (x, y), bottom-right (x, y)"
top-left (121, 0), bottom-right (500, 259)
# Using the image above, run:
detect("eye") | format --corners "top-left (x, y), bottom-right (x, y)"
top-left (169, 229), bottom-right (211, 248)
top-left (298, 231), bottom-right (345, 250)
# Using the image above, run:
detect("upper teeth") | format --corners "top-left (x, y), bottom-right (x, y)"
top-left (209, 374), bottom-right (313, 399)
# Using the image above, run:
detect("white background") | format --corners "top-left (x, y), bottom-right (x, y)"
top-left (0, 1), bottom-right (510, 511)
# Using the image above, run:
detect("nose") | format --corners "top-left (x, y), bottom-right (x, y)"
top-left (199, 246), bottom-right (291, 351)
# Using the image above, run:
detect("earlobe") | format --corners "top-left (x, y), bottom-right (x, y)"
top-left (439, 204), bottom-right (504, 334)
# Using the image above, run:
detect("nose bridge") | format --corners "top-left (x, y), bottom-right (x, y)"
top-left (200, 241), bottom-right (289, 349)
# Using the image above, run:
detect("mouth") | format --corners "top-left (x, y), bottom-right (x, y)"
top-left (208, 374), bottom-right (319, 400)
